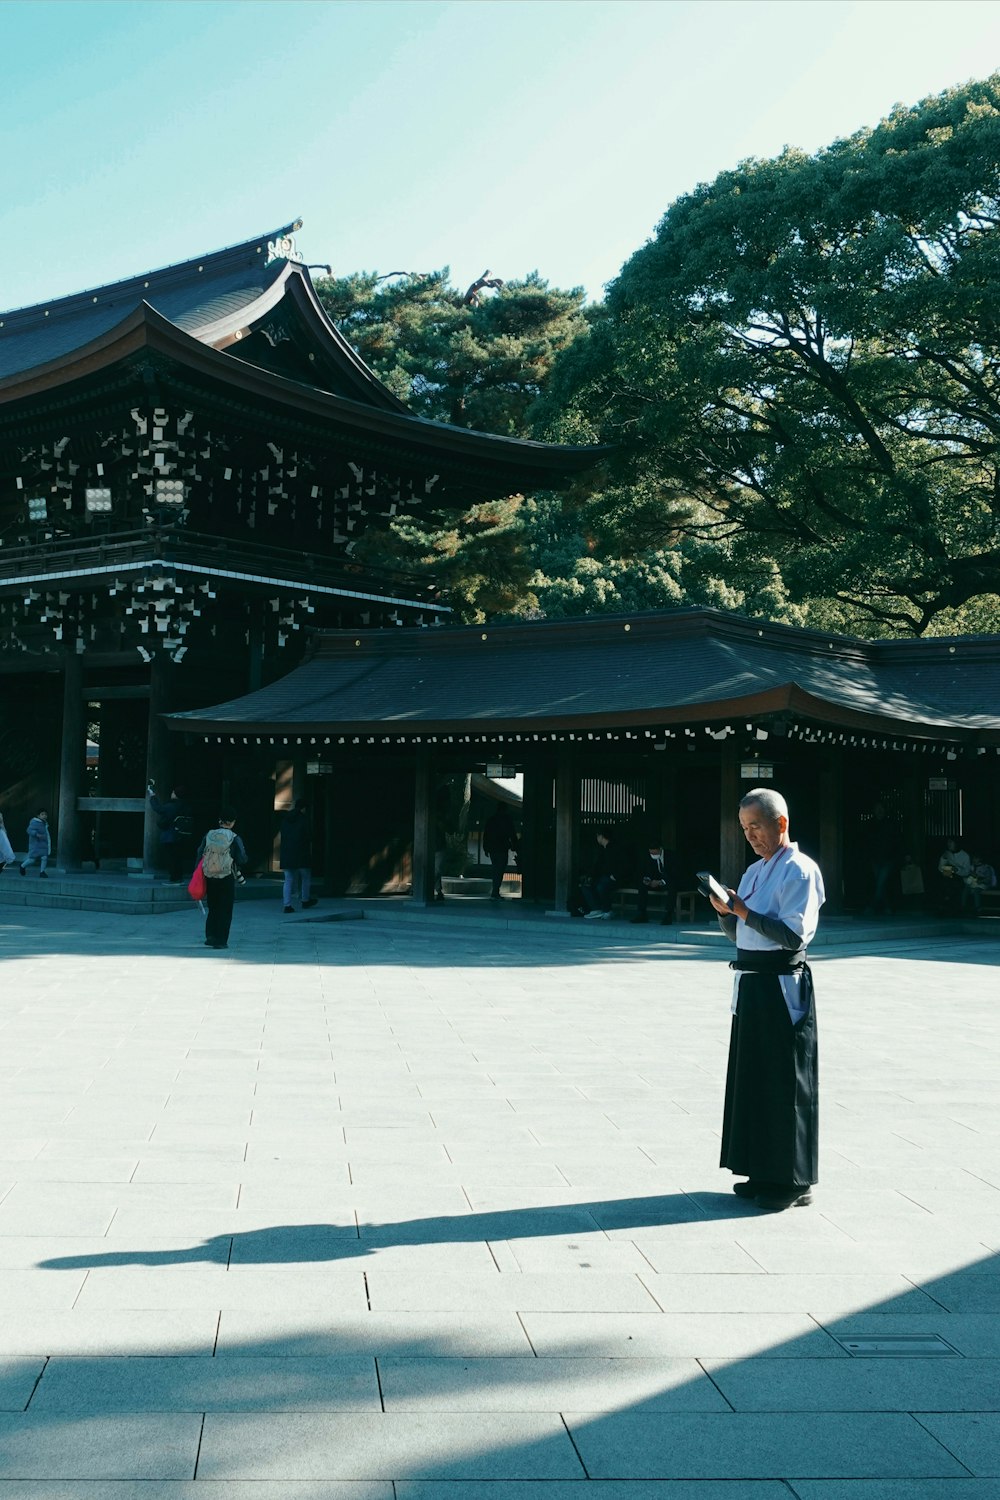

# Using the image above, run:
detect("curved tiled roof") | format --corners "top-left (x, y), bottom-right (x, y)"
top-left (0, 223), bottom-right (297, 380)
top-left (168, 607), bottom-right (1000, 743)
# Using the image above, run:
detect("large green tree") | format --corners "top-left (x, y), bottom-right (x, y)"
top-left (315, 267), bottom-right (713, 621)
top-left (541, 76), bottom-right (1000, 635)
top-left (315, 267), bottom-right (589, 433)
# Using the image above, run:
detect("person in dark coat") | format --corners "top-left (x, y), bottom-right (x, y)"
top-left (575, 827), bottom-right (624, 919)
top-left (279, 799), bottom-right (316, 913)
top-left (630, 842), bottom-right (677, 925)
top-left (709, 787), bottom-right (825, 1213)
top-left (147, 782), bottom-right (194, 883)
top-left (482, 806), bottom-right (518, 899)
top-left (862, 801), bottom-right (902, 915)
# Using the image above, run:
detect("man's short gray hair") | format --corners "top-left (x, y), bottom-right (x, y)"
top-left (739, 788), bottom-right (789, 823)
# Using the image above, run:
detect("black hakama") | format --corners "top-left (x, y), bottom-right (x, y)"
top-left (720, 965), bottom-right (818, 1187)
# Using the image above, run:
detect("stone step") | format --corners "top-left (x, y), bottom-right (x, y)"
top-left (0, 873), bottom-right (284, 916)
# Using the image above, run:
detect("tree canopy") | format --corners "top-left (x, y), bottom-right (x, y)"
top-left (542, 75), bottom-right (1000, 635)
top-left (315, 267), bottom-right (589, 433)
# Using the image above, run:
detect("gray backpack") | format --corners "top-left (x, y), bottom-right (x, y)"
top-left (201, 828), bottom-right (235, 879)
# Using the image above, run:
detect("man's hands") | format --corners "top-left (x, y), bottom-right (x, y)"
top-left (709, 887), bottom-right (750, 919)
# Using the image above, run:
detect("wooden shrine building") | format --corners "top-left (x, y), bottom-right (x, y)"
top-left (170, 607), bottom-right (1000, 912)
top-left (0, 222), bottom-right (598, 869)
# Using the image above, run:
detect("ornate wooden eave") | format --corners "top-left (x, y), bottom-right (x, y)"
top-left (0, 223), bottom-right (606, 500)
top-left (0, 303), bottom-right (603, 500)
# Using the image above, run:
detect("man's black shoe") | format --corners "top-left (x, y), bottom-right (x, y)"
top-left (39, 871), bottom-right (48, 879)
top-left (756, 1185), bottom-right (813, 1211)
top-left (19, 865), bottom-right (26, 876)
top-left (283, 905), bottom-right (294, 914)
top-left (302, 898), bottom-right (318, 908)
top-left (732, 1179), bottom-right (766, 1199)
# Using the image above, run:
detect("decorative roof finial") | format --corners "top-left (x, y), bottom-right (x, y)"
top-left (266, 227), bottom-right (304, 266)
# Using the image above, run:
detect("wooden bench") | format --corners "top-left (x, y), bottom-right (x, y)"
top-left (614, 886), bottom-right (699, 921)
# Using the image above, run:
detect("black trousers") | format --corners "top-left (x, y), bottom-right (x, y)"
top-left (164, 840), bottom-right (192, 884)
top-left (486, 851), bottom-right (507, 896)
top-left (205, 875), bottom-right (235, 948)
top-left (720, 971), bottom-right (818, 1188)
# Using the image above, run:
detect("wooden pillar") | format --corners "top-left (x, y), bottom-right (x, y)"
top-left (719, 742), bottom-right (744, 885)
top-left (518, 759), bottom-right (539, 902)
top-left (819, 751), bottom-right (844, 911)
top-left (143, 653), bottom-right (170, 873)
top-left (55, 651), bottom-right (85, 871)
top-left (411, 746), bottom-right (435, 906)
top-left (553, 746), bottom-right (577, 913)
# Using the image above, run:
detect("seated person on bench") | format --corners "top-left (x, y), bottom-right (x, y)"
top-left (631, 842), bottom-right (677, 925)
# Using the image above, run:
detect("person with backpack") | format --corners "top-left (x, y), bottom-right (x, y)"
top-left (147, 780), bottom-right (194, 883)
top-left (196, 809), bottom-right (247, 950)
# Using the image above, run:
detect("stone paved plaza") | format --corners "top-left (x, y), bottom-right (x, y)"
top-left (1, 899), bottom-right (999, 1498)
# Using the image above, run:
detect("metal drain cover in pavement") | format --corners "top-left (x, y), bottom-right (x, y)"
top-left (836, 1334), bottom-right (959, 1356)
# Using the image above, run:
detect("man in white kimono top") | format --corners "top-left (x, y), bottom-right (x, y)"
top-left (709, 787), bottom-right (825, 1212)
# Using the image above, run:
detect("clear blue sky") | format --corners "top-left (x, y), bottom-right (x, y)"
top-left (2, 0), bottom-right (999, 312)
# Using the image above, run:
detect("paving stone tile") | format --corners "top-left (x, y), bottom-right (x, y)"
top-left (638, 1272), bottom-right (940, 1316)
top-left (564, 1411), bottom-right (970, 1479)
top-left (910, 1274), bottom-right (1000, 1313)
top-left (197, 1411), bottom-right (584, 1479)
top-left (501, 1235), bottom-right (659, 1273)
top-left (0, 1358), bottom-right (46, 1411)
top-left (0, 1158), bottom-right (138, 1183)
top-left (0, 1310), bottom-right (218, 1357)
top-left (0, 1485), bottom-right (392, 1497)
top-left (0, 1413), bottom-right (203, 1479)
top-left (395, 1486), bottom-right (793, 1500)
top-left (736, 1240), bottom-right (996, 1276)
top-left (378, 1354), bottom-right (729, 1412)
top-left (216, 1309), bottom-right (534, 1357)
top-left (627, 1240), bottom-right (764, 1273)
top-left (365, 1270), bottom-right (659, 1312)
top-left (522, 1312), bottom-right (846, 1358)
top-left (790, 1482), bottom-right (1000, 1498)
top-left (915, 1415), bottom-right (1000, 1476)
top-left (703, 1355), bottom-right (1000, 1411)
top-left (72, 1266), bottom-right (369, 1311)
top-left (31, 1355), bottom-right (380, 1411)
top-left (0, 1268), bottom-right (86, 1309)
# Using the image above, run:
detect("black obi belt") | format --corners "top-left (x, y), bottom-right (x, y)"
top-left (731, 948), bottom-right (808, 976)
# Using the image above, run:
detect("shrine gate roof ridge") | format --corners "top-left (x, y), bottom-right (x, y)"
top-left (167, 605), bottom-right (1000, 743)
top-left (0, 222), bottom-right (304, 378)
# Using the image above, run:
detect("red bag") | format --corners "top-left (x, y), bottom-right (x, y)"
top-left (187, 859), bottom-right (207, 901)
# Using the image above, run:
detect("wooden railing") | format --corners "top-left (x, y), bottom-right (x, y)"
top-left (0, 527), bottom-right (441, 604)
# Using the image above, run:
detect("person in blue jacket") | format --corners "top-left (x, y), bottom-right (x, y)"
top-left (19, 808), bottom-right (51, 877)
